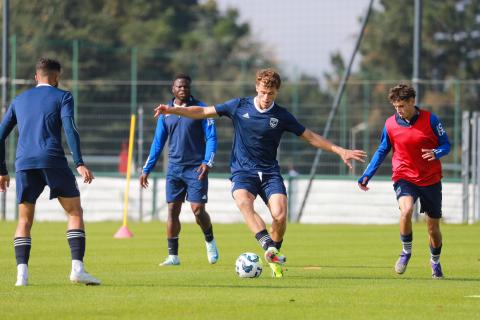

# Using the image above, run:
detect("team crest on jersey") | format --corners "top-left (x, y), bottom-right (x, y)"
top-left (269, 117), bottom-right (279, 128)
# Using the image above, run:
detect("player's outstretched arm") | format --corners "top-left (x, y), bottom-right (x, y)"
top-left (154, 104), bottom-right (218, 119)
top-left (300, 128), bottom-right (367, 169)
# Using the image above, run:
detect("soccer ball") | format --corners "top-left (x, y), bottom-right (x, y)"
top-left (235, 252), bottom-right (263, 278)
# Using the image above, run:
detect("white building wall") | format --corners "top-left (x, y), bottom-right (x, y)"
top-left (2, 177), bottom-right (464, 224)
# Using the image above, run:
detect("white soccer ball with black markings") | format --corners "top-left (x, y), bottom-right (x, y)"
top-left (235, 252), bottom-right (263, 278)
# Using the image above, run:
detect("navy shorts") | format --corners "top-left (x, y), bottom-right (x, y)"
top-left (231, 171), bottom-right (287, 205)
top-left (166, 164), bottom-right (208, 203)
top-left (15, 168), bottom-right (80, 204)
top-left (393, 179), bottom-right (442, 218)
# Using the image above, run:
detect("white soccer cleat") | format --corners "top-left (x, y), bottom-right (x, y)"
top-left (70, 270), bottom-right (101, 285)
top-left (15, 275), bottom-right (28, 287)
top-left (159, 255), bottom-right (180, 266)
top-left (15, 264), bottom-right (28, 287)
top-left (206, 239), bottom-right (219, 264)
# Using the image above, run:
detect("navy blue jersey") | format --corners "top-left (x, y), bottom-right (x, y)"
top-left (143, 97), bottom-right (217, 173)
top-left (0, 85), bottom-right (75, 172)
top-left (215, 97), bottom-right (305, 174)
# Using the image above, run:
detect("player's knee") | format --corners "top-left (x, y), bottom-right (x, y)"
top-left (271, 208), bottom-right (287, 224)
top-left (18, 217), bottom-right (33, 230)
top-left (66, 207), bottom-right (83, 217)
top-left (191, 204), bottom-right (205, 216)
top-left (399, 206), bottom-right (414, 218)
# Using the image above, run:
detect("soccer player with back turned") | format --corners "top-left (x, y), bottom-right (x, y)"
top-left (140, 74), bottom-right (219, 266)
top-left (358, 84), bottom-right (450, 279)
top-left (154, 69), bottom-right (366, 277)
top-left (0, 58), bottom-right (100, 286)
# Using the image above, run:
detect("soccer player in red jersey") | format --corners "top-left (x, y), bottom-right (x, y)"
top-left (358, 84), bottom-right (451, 279)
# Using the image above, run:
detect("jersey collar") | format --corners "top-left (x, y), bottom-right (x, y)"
top-left (395, 106), bottom-right (421, 127)
top-left (36, 83), bottom-right (53, 87)
top-left (253, 97), bottom-right (275, 113)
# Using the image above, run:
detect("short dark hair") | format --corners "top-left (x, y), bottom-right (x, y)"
top-left (36, 58), bottom-right (61, 76)
top-left (388, 83), bottom-right (416, 102)
top-left (256, 68), bottom-right (281, 89)
top-left (173, 74), bottom-right (191, 84)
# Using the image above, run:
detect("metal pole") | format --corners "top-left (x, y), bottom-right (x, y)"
top-left (461, 111), bottom-right (470, 223)
top-left (1, 0), bottom-right (9, 220)
top-left (412, 0), bottom-right (422, 221)
top-left (471, 112), bottom-right (478, 223)
top-left (296, 0), bottom-right (374, 222)
top-left (138, 105), bottom-right (144, 221)
top-left (412, 0), bottom-right (422, 99)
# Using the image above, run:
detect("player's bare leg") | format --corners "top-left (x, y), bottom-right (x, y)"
top-left (426, 215), bottom-right (444, 279)
top-left (191, 203), bottom-right (218, 263)
top-left (267, 194), bottom-right (288, 248)
top-left (14, 203), bottom-right (35, 286)
top-left (160, 202), bottom-right (182, 266)
top-left (58, 196), bottom-right (100, 285)
top-left (395, 196), bottom-right (415, 274)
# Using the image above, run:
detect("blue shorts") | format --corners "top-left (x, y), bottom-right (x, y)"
top-left (231, 171), bottom-right (287, 205)
top-left (166, 164), bottom-right (208, 203)
top-left (393, 179), bottom-right (442, 219)
top-left (15, 168), bottom-right (80, 204)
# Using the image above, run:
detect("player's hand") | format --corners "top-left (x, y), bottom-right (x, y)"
top-left (140, 173), bottom-right (149, 188)
top-left (358, 176), bottom-right (369, 191)
top-left (76, 165), bottom-right (94, 184)
top-left (196, 163), bottom-right (209, 180)
top-left (421, 149), bottom-right (437, 161)
top-left (337, 147), bottom-right (367, 169)
top-left (154, 104), bottom-right (169, 118)
top-left (0, 175), bottom-right (10, 192)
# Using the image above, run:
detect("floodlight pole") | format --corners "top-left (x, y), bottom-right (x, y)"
top-left (295, 0), bottom-right (374, 222)
top-left (1, 0), bottom-right (9, 220)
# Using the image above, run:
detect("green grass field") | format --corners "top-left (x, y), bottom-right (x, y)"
top-left (0, 221), bottom-right (479, 319)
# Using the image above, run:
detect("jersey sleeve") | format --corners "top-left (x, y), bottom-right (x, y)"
top-left (214, 98), bottom-right (241, 118)
top-left (202, 117), bottom-right (217, 167)
top-left (0, 104), bottom-right (17, 175)
top-left (358, 126), bottom-right (391, 186)
top-left (62, 116), bottom-right (84, 167)
top-left (283, 110), bottom-right (306, 136)
top-left (142, 115), bottom-right (168, 174)
top-left (60, 92), bottom-right (74, 118)
top-left (430, 113), bottom-right (451, 159)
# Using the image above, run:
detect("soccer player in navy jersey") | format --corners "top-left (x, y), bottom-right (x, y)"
top-left (154, 69), bottom-right (367, 277)
top-left (358, 84), bottom-right (450, 279)
top-left (0, 58), bottom-right (100, 286)
top-left (140, 74), bottom-right (219, 266)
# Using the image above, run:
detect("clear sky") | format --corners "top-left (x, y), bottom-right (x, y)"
top-left (213, 0), bottom-right (372, 80)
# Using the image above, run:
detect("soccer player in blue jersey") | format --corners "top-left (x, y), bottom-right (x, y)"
top-left (154, 69), bottom-right (366, 277)
top-left (140, 74), bottom-right (219, 266)
top-left (358, 84), bottom-right (450, 279)
top-left (0, 58), bottom-right (100, 286)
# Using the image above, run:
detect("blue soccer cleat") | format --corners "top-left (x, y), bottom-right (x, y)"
top-left (394, 252), bottom-right (411, 274)
top-left (431, 261), bottom-right (444, 279)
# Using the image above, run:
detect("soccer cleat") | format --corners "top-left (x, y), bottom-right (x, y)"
top-left (159, 255), bottom-right (180, 266)
top-left (264, 247), bottom-right (286, 265)
top-left (431, 261), bottom-right (444, 279)
top-left (205, 239), bottom-right (219, 264)
top-left (394, 252), bottom-right (411, 274)
top-left (15, 275), bottom-right (28, 286)
top-left (268, 262), bottom-right (286, 278)
top-left (15, 264), bottom-right (28, 286)
top-left (70, 270), bottom-right (101, 285)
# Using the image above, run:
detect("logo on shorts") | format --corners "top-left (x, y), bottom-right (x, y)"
top-left (202, 195), bottom-right (207, 200)
top-left (395, 186), bottom-right (402, 197)
top-left (269, 117), bottom-right (279, 128)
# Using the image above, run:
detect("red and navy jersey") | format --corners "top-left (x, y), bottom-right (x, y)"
top-left (359, 108), bottom-right (450, 186)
